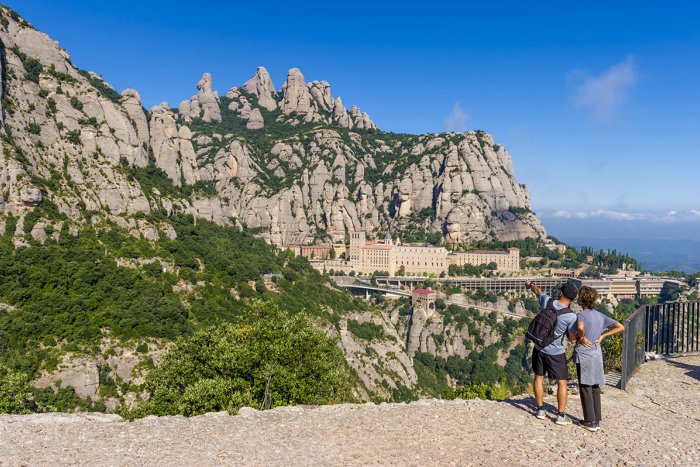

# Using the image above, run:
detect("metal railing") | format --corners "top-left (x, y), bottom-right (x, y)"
top-left (620, 306), bottom-right (647, 390)
top-left (645, 301), bottom-right (700, 355)
top-left (620, 301), bottom-right (700, 389)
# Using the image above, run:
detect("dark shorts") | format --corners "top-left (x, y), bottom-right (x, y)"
top-left (532, 348), bottom-right (568, 381)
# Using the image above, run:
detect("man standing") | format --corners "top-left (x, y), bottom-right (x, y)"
top-left (525, 281), bottom-right (578, 425)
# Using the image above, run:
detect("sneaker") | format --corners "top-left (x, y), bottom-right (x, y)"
top-left (535, 408), bottom-right (546, 419)
top-left (593, 422), bottom-right (601, 431)
top-left (580, 421), bottom-right (598, 432)
top-left (555, 413), bottom-right (572, 425)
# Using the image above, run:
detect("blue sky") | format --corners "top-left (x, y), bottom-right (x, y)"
top-left (10, 0), bottom-right (700, 240)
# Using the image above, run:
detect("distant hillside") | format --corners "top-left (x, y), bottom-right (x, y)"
top-left (562, 237), bottom-right (700, 273)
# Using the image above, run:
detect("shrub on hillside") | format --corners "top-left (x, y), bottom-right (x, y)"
top-left (445, 379), bottom-right (511, 401)
top-left (129, 300), bottom-right (355, 417)
top-left (347, 320), bottom-right (385, 341)
top-left (69, 96), bottom-right (83, 111)
top-left (0, 364), bottom-right (33, 414)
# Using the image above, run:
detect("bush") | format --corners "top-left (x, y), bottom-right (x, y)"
top-left (523, 296), bottom-right (540, 314)
top-left (32, 386), bottom-right (104, 413)
top-left (78, 117), bottom-right (98, 127)
top-left (69, 96), bottom-right (83, 111)
top-left (130, 301), bottom-right (354, 417)
top-left (446, 380), bottom-right (511, 401)
top-left (602, 332), bottom-right (624, 372)
top-left (11, 46), bottom-right (43, 84)
top-left (66, 129), bottom-right (81, 144)
top-left (0, 364), bottom-right (33, 414)
top-left (391, 383), bottom-right (418, 402)
top-left (47, 98), bottom-right (57, 114)
top-left (413, 352), bottom-right (448, 396)
top-left (26, 122), bottom-right (41, 135)
top-left (347, 319), bottom-right (385, 341)
top-left (77, 69), bottom-right (122, 104)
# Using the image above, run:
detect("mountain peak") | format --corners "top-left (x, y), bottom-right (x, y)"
top-left (242, 66), bottom-right (277, 111)
top-left (0, 7), bottom-right (544, 245)
top-left (196, 72), bottom-right (213, 93)
top-left (281, 68), bottom-right (311, 115)
top-left (179, 72), bottom-right (221, 123)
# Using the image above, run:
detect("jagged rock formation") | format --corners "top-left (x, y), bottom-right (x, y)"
top-left (242, 66), bottom-right (277, 111)
top-left (0, 7), bottom-right (548, 407)
top-left (0, 6), bottom-right (545, 246)
top-left (179, 72), bottom-right (221, 123)
top-left (399, 295), bottom-right (530, 358)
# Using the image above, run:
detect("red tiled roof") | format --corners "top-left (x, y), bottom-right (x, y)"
top-left (413, 288), bottom-right (435, 295)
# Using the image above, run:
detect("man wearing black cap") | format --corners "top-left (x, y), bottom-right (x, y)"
top-left (525, 280), bottom-right (578, 425)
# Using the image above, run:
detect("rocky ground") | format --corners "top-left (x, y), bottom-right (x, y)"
top-left (1, 355), bottom-right (699, 466)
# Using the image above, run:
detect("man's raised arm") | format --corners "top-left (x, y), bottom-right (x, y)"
top-left (525, 281), bottom-right (542, 297)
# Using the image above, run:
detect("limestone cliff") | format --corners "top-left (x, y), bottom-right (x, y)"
top-left (0, 6), bottom-right (545, 245)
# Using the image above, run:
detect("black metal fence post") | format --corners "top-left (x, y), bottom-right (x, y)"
top-left (620, 300), bottom-right (700, 390)
top-left (620, 305), bottom-right (647, 390)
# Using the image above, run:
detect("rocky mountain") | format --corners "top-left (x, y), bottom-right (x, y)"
top-left (0, 6), bottom-right (545, 246)
top-left (0, 6), bottom-right (541, 412)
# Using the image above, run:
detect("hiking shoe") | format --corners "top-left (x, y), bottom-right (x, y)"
top-left (581, 421), bottom-right (598, 432)
top-left (535, 408), bottom-right (546, 419)
top-left (555, 414), bottom-right (572, 425)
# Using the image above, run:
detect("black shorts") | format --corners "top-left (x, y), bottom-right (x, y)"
top-left (532, 348), bottom-right (568, 381)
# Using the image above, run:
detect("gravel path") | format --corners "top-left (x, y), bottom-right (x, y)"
top-left (1, 355), bottom-right (699, 466)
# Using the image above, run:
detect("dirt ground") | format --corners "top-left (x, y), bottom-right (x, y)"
top-left (1, 355), bottom-right (698, 466)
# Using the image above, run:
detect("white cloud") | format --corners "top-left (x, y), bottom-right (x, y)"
top-left (552, 210), bottom-right (641, 220)
top-left (552, 210), bottom-right (573, 218)
top-left (569, 56), bottom-right (638, 121)
top-left (444, 102), bottom-right (469, 132)
top-left (591, 210), bottom-right (645, 221)
top-left (544, 209), bottom-right (700, 223)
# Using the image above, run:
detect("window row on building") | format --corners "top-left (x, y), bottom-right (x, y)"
top-left (348, 231), bottom-right (520, 275)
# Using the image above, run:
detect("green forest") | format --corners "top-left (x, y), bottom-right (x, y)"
top-left (0, 210), bottom-right (538, 415)
top-left (0, 214), bottom-right (369, 412)
top-left (422, 303), bottom-right (531, 396)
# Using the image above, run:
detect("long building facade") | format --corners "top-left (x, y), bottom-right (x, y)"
top-left (348, 231), bottom-right (519, 275)
top-left (571, 276), bottom-right (683, 300)
top-left (449, 248), bottom-right (520, 271)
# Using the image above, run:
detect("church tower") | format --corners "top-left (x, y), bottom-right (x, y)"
top-left (349, 231), bottom-right (365, 269)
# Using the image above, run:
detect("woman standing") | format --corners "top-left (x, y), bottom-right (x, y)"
top-left (570, 286), bottom-right (625, 432)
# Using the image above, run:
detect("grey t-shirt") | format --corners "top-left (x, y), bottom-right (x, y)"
top-left (535, 293), bottom-right (576, 356)
top-left (570, 309), bottom-right (619, 343)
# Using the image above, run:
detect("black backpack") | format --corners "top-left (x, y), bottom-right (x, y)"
top-left (525, 298), bottom-right (573, 348)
